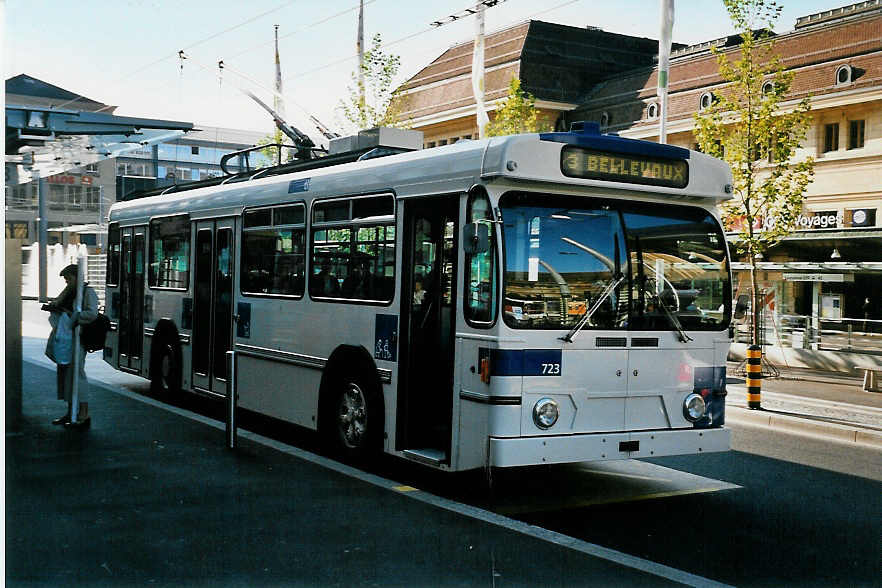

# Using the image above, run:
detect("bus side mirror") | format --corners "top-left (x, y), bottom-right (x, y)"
top-left (464, 222), bottom-right (490, 254)
top-left (733, 294), bottom-right (749, 320)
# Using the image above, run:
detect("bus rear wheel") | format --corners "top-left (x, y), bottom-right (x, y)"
top-left (151, 337), bottom-right (181, 395)
top-left (329, 375), bottom-right (380, 461)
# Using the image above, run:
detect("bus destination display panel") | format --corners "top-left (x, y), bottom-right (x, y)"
top-left (561, 146), bottom-right (689, 189)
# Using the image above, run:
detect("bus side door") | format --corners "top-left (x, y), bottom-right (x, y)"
top-left (397, 196), bottom-right (459, 461)
top-left (118, 225), bottom-right (146, 373)
top-left (191, 218), bottom-right (236, 395)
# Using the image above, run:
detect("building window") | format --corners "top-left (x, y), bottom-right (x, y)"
top-left (762, 81), bottom-right (775, 95)
top-left (835, 64), bottom-right (852, 86)
top-left (191, 146), bottom-right (200, 155)
top-left (600, 111), bottom-right (610, 128)
top-left (823, 123), bottom-right (839, 153)
top-left (647, 102), bottom-right (659, 119)
top-left (84, 163), bottom-right (100, 175)
top-left (438, 139), bottom-right (448, 146)
top-left (462, 134), bottom-right (472, 140)
top-left (425, 142), bottom-right (436, 148)
top-left (149, 215), bottom-right (190, 289)
top-left (848, 120), bottom-right (865, 150)
top-left (699, 92), bottom-right (715, 111)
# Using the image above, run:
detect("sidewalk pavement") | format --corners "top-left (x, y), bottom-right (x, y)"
top-left (724, 361), bottom-right (882, 448)
top-left (7, 347), bottom-right (699, 587)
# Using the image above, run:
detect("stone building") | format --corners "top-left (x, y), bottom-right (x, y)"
top-left (396, 2), bottom-right (882, 323)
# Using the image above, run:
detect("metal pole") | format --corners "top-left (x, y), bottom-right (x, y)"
top-left (226, 350), bottom-right (237, 449)
top-left (70, 256), bottom-right (86, 422)
top-left (97, 185), bottom-right (105, 253)
top-left (36, 169), bottom-right (49, 302)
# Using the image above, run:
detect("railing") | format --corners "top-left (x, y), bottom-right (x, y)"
top-left (734, 312), bottom-right (882, 354)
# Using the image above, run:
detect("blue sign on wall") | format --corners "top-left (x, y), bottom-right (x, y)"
top-left (374, 314), bottom-right (397, 362)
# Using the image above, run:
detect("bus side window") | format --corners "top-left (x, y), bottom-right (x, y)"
top-left (464, 189), bottom-right (497, 326)
top-left (241, 204), bottom-right (306, 297)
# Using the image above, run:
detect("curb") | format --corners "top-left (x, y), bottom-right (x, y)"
top-left (725, 406), bottom-right (882, 448)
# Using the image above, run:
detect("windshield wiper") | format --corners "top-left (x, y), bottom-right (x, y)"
top-left (560, 274), bottom-right (625, 343)
top-left (653, 294), bottom-right (693, 343)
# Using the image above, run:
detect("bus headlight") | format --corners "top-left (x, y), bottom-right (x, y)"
top-left (683, 393), bottom-right (707, 422)
top-left (533, 398), bottom-right (559, 429)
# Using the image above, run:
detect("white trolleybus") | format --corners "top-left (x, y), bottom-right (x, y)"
top-left (103, 122), bottom-right (733, 471)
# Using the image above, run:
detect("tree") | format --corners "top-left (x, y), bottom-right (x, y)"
top-left (256, 131), bottom-right (290, 167)
top-left (693, 0), bottom-right (814, 346)
top-left (337, 33), bottom-right (408, 132)
top-left (484, 78), bottom-right (552, 137)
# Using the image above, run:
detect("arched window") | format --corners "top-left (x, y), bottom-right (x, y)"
top-left (762, 81), bottom-right (775, 95)
top-left (835, 64), bottom-right (852, 86)
top-left (699, 92), bottom-right (715, 111)
top-left (647, 102), bottom-right (659, 119)
top-left (600, 111), bottom-right (611, 128)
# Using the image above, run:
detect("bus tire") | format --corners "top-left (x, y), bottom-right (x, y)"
top-left (325, 371), bottom-right (382, 462)
top-left (151, 335), bottom-right (182, 396)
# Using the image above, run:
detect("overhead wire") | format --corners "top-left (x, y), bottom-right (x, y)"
top-left (282, 0), bottom-right (585, 84)
top-left (50, 0), bottom-right (302, 112)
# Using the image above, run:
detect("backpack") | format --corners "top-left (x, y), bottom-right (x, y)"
top-left (80, 313), bottom-right (111, 352)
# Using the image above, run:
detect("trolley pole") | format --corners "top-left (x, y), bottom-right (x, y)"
top-left (226, 350), bottom-right (237, 449)
top-left (746, 344), bottom-right (762, 409)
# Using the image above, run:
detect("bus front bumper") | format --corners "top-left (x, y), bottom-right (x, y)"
top-left (489, 427), bottom-right (730, 468)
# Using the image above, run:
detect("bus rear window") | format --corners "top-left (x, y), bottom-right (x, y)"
top-left (106, 223), bottom-right (121, 286)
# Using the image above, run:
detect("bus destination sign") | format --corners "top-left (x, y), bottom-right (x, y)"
top-left (561, 146), bottom-right (689, 189)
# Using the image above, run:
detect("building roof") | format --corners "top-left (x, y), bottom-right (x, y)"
top-left (568, 2), bottom-right (882, 134)
top-left (397, 20), bottom-right (672, 126)
top-left (5, 74), bottom-right (114, 113)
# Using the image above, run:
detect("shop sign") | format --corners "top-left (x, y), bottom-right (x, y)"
top-left (47, 174), bottom-right (94, 186)
top-left (729, 208), bottom-right (877, 232)
top-left (781, 273), bottom-right (854, 282)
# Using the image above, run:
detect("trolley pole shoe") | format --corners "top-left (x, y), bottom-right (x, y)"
top-left (746, 345), bottom-right (762, 410)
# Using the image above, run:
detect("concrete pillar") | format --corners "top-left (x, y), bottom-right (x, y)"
top-left (811, 280), bottom-right (822, 349)
top-left (6, 239), bottom-right (23, 432)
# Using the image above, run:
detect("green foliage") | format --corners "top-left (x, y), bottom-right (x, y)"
top-left (337, 34), bottom-right (408, 132)
top-left (694, 0), bottom-right (814, 344)
top-left (484, 78), bottom-right (552, 137)
top-left (693, 0), bottom-right (814, 257)
top-left (256, 130), bottom-right (291, 166)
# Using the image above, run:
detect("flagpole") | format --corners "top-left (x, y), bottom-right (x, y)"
top-left (357, 0), bottom-right (365, 111)
top-left (472, 3), bottom-right (489, 139)
top-left (658, 0), bottom-right (674, 144)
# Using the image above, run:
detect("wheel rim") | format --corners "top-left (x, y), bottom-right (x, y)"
top-left (336, 382), bottom-right (367, 449)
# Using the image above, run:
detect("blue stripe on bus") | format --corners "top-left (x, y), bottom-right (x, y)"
top-left (490, 349), bottom-right (562, 376)
top-left (540, 122), bottom-right (690, 160)
top-left (693, 366), bottom-right (726, 428)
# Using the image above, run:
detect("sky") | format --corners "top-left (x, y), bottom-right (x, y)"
top-left (4, 0), bottom-right (848, 146)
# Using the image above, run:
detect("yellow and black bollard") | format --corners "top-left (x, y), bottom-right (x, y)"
top-left (746, 345), bottom-right (762, 409)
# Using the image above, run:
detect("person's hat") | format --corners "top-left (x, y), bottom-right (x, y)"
top-left (60, 264), bottom-right (78, 278)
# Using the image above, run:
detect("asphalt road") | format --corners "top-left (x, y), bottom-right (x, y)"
top-left (15, 303), bottom-right (882, 586)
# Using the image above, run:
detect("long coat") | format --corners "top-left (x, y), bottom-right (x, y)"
top-left (45, 284), bottom-right (99, 401)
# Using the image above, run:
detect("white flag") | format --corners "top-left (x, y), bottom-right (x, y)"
top-left (273, 25), bottom-right (286, 120)
top-left (472, 5), bottom-right (489, 138)
top-left (658, 0), bottom-right (674, 143)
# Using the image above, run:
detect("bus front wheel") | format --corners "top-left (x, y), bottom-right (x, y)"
top-left (328, 374), bottom-right (380, 461)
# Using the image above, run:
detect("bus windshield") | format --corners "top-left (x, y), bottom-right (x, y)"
top-left (500, 192), bottom-right (730, 332)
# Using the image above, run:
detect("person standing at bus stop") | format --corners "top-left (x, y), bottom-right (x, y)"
top-left (43, 264), bottom-right (99, 429)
